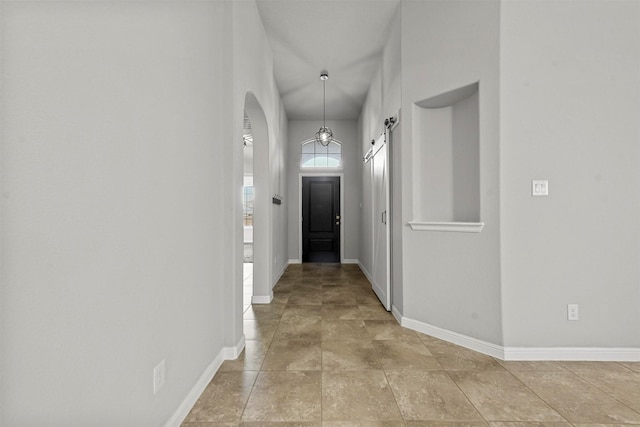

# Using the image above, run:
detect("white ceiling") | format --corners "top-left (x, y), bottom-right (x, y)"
top-left (255, 0), bottom-right (400, 120)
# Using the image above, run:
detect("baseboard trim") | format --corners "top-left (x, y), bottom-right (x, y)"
top-left (223, 334), bottom-right (246, 360)
top-left (164, 335), bottom-right (246, 427)
top-left (288, 259), bottom-right (359, 265)
top-left (163, 352), bottom-right (224, 427)
top-left (391, 304), bottom-right (402, 324)
top-left (358, 262), bottom-right (374, 285)
top-left (272, 261), bottom-right (289, 289)
top-left (503, 346), bottom-right (640, 361)
top-left (359, 262), bottom-right (389, 311)
top-left (252, 293), bottom-right (273, 304)
top-left (400, 314), bottom-right (640, 362)
top-left (401, 315), bottom-right (504, 359)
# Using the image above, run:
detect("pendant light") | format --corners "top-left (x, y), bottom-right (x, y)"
top-left (315, 71), bottom-right (334, 146)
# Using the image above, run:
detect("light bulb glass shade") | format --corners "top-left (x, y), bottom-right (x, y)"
top-left (315, 126), bottom-right (333, 146)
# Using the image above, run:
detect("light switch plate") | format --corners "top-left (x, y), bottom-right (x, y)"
top-left (532, 180), bottom-right (549, 196)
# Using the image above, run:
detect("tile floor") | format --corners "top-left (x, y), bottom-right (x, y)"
top-left (182, 263), bottom-right (640, 426)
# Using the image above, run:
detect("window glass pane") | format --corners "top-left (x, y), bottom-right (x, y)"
top-left (300, 138), bottom-right (342, 168)
top-left (327, 141), bottom-right (341, 154)
top-left (243, 185), bottom-right (254, 226)
top-left (301, 153), bottom-right (315, 167)
top-left (326, 157), bottom-right (341, 167)
top-left (302, 142), bottom-right (315, 154)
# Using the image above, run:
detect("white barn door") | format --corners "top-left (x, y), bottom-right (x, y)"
top-left (371, 133), bottom-right (391, 310)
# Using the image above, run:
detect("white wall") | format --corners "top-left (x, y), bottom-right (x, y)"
top-left (359, 0), bottom-right (640, 357)
top-left (287, 120), bottom-right (360, 262)
top-left (275, 102), bottom-right (289, 275)
top-left (399, 0), bottom-right (503, 345)
top-left (500, 0), bottom-right (640, 348)
top-left (222, 0), bottom-right (289, 346)
top-left (359, 6), bottom-right (401, 294)
top-left (1, 2), bottom-right (227, 424)
top-left (1, 1), bottom-right (290, 424)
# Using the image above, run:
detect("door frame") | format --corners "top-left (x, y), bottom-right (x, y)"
top-left (298, 173), bottom-right (344, 263)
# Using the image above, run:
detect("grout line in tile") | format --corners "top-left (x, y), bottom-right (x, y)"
top-left (502, 368), bottom-right (572, 424)
top-left (442, 368), bottom-right (490, 423)
top-left (381, 369), bottom-right (407, 422)
top-left (187, 264), bottom-right (640, 425)
top-left (236, 369), bottom-right (260, 424)
top-left (567, 368), bottom-right (640, 419)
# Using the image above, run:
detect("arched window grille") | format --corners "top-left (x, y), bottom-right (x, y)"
top-left (300, 138), bottom-right (342, 168)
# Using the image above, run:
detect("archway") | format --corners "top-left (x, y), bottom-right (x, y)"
top-left (243, 93), bottom-right (272, 305)
top-left (242, 111), bottom-right (255, 311)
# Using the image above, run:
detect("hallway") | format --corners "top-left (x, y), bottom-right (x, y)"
top-left (182, 264), bottom-right (640, 425)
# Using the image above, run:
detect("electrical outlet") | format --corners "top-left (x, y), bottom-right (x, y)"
top-left (153, 360), bottom-right (165, 394)
top-left (567, 304), bottom-right (579, 321)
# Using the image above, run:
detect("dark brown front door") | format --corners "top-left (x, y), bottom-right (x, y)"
top-left (302, 176), bottom-right (340, 262)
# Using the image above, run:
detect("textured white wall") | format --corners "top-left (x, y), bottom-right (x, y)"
top-left (1, 2), bottom-right (227, 424)
top-left (500, 0), bottom-right (640, 347)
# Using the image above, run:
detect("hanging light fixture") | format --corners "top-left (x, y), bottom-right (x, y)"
top-left (315, 71), bottom-right (333, 146)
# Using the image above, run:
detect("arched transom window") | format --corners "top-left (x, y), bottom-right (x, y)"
top-left (300, 138), bottom-right (342, 168)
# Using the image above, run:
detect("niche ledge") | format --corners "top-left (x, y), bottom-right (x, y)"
top-left (408, 221), bottom-right (485, 233)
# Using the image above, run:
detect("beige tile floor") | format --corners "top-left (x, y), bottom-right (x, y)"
top-left (183, 263), bottom-right (640, 426)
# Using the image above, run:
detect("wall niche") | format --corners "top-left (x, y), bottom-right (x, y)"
top-left (410, 82), bottom-right (483, 232)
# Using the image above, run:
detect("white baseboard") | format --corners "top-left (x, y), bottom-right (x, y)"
top-left (272, 261), bottom-right (289, 289)
top-left (399, 313), bottom-right (640, 362)
top-left (163, 352), bottom-right (224, 427)
top-left (503, 346), bottom-right (640, 361)
top-left (391, 305), bottom-right (402, 324)
top-left (252, 293), bottom-right (273, 304)
top-left (164, 335), bottom-right (246, 427)
top-left (401, 315), bottom-right (504, 359)
top-left (358, 262), bottom-right (389, 310)
top-left (358, 262), bottom-right (374, 285)
top-left (288, 259), bottom-right (359, 265)
top-left (223, 335), bottom-right (246, 360)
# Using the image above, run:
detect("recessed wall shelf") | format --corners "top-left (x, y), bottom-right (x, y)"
top-left (408, 221), bottom-right (484, 233)
top-left (411, 81), bottom-right (481, 228)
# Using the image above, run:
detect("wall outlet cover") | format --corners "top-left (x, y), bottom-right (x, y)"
top-left (153, 359), bottom-right (166, 394)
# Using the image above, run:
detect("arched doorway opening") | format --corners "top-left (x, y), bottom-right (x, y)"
top-left (242, 111), bottom-right (255, 311)
top-left (242, 93), bottom-right (272, 307)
